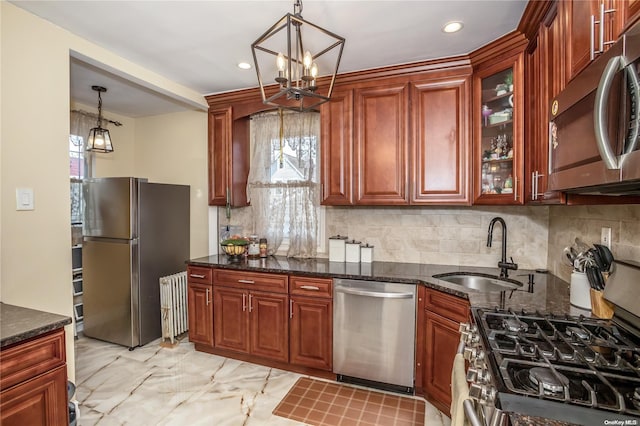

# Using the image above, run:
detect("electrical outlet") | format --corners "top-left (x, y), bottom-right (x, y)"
top-left (601, 227), bottom-right (612, 249)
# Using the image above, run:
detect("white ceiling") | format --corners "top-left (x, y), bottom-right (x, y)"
top-left (12, 0), bottom-right (528, 118)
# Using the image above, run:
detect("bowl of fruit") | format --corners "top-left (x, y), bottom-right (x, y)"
top-left (220, 238), bottom-right (248, 261)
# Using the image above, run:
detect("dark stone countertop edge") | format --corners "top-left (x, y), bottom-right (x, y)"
top-left (187, 255), bottom-right (573, 316)
top-left (1, 303), bottom-right (72, 348)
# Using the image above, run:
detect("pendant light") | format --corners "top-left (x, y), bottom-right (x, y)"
top-left (251, 0), bottom-right (345, 112)
top-left (86, 85), bottom-right (114, 153)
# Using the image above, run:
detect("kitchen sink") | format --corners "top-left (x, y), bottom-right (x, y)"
top-left (432, 272), bottom-right (523, 292)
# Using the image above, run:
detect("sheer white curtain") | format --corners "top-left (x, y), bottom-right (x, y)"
top-left (70, 111), bottom-right (99, 177)
top-left (247, 110), bottom-right (320, 258)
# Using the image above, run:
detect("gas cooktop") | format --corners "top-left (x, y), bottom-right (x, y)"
top-left (472, 307), bottom-right (640, 423)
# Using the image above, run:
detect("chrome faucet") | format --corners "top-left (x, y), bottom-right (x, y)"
top-left (487, 217), bottom-right (518, 278)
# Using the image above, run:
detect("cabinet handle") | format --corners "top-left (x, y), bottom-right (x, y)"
top-left (600, 4), bottom-right (617, 52)
top-left (238, 279), bottom-right (255, 284)
top-left (242, 293), bottom-right (246, 312)
top-left (289, 299), bottom-right (293, 319)
top-left (590, 14), bottom-right (598, 60)
top-left (206, 288), bottom-right (210, 306)
top-left (535, 172), bottom-right (544, 200)
top-left (514, 177), bottom-right (518, 201)
top-left (249, 294), bottom-right (253, 313)
top-left (599, 3), bottom-right (605, 54)
top-left (300, 285), bottom-right (320, 291)
top-left (531, 172), bottom-right (536, 201)
top-left (190, 274), bottom-right (206, 279)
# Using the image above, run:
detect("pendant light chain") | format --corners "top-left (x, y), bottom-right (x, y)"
top-left (96, 90), bottom-right (103, 128)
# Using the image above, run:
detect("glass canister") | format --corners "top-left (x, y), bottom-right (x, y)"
top-left (248, 235), bottom-right (260, 258)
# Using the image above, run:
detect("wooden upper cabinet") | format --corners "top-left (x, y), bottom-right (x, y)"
top-left (354, 83), bottom-right (409, 205)
top-left (622, 0), bottom-right (640, 30)
top-left (410, 76), bottom-right (471, 205)
top-left (208, 107), bottom-right (249, 207)
top-left (320, 88), bottom-right (354, 205)
top-left (473, 53), bottom-right (525, 205)
top-left (525, 4), bottom-right (566, 205)
top-left (564, 0), bottom-right (623, 82)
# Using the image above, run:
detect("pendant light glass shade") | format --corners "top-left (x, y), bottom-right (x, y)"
top-left (251, 0), bottom-right (345, 112)
top-left (86, 85), bottom-right (114, 153)
top-left (86, 127), bottom-right (113, 152)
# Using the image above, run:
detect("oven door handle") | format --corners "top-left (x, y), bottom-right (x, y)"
top-left (463, 400), bottom-right (483, 426)
top-left (334, 286), bottom-right (414, 299)
top-left (594, 55), bottom-right (622, 170)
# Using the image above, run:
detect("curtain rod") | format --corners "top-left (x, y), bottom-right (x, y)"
top-left (71, 109), bottom-right (123, 127)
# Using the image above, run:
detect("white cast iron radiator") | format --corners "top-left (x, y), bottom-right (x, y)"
top-left (159, 271), bottom-right (188, 344)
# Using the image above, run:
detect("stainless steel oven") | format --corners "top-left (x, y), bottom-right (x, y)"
top-left (458, 260), bottom-right (640, 425)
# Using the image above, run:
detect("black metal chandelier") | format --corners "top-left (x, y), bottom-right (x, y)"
top-left (86, 85), bottom-right (114, 153)
top-left (251, 0), bottom-right (345, 112)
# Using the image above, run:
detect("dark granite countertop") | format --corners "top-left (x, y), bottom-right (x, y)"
top-left (1, 303), bottom-right (72, 348)
top-left (188, 255), bottom-right (586, 316)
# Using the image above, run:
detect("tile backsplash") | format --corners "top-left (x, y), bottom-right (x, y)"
top-left (325, 206), bottom-right (549, 269)
top-left (547, 205), bottom-right (640, 282)
top-left (221, 205), bottom-right (550, 270)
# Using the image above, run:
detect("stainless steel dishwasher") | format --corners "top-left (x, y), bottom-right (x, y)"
top-left (333, 279), bottom-right (416, 394)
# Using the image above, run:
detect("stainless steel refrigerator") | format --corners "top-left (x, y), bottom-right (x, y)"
top-left (82, 177), bottom-right (190, 349)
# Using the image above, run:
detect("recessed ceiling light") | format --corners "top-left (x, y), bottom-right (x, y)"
top-left (237, 62), bottom-right (252, 70)
top-left (443, 21), bottom-right (463, 33)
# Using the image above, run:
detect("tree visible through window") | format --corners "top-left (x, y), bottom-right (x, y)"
top-left (247, 111), bottom-right (322, 258)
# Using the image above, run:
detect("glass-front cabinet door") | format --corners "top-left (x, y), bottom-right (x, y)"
top-left (473, 54), bottom-right (524, 205)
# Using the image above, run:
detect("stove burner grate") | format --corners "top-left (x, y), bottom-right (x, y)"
top-left (528, 367), bottom-right (569, 394)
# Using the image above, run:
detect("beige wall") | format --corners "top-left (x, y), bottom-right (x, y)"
top-left (1, 2), bottom-right (207, 383)
top-left (1, 1), bottom-right (77, 380)
top-left (547, 205), bottom-right (640, 282)
top-left (134, 111), bottom-right (209, 258)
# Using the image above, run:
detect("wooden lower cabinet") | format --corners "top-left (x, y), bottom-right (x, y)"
top-left (289, 296), bottom-right (333, 371)
top-left (214, 287), bottom-right (289, 363)
top-left (0, 365), bottom-right (68, 426)
top-left (249, 291), bottom-right (289, 363)
top-left (423, 311), bottom-right (462, 413)
top-left (213, 287), bottom-right (249, 353)
top-left (0, 328), bottom-right (68, 426)
top-left (188, 283), bottom-right (214, 347)
top-left (416, 286), bottom-right (469, 414)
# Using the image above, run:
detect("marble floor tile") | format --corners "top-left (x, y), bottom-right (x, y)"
top-left (74, 336), bottom-right (451, 425)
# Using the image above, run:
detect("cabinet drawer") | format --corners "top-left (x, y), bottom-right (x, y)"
top-left (214, 269), bottom-right (288, 293)
top-left (290, 276), bottom-right (333, 298)
top-left (0, 329), bottom-right (66, 391)
top-left (188, 266), bottom-right (213, 284)
top-left (423, 288), bottom-right (469, 323)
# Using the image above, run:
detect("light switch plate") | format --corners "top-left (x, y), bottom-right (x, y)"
top-left (16, 188), bottom-right (34, 210)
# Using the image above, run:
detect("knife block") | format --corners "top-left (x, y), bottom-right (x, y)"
top-left (590, 289), bottom-right (614, 319)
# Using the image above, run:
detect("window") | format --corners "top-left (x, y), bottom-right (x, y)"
top-left (70, 134), bottom-right (86, 225)
top-left (247, 111), bottom-right (324, 258)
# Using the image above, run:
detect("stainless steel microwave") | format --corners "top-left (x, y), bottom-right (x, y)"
top-left (549, 22), bottom-right (640, 195)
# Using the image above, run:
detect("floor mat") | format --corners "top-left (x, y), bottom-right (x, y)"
top-left (273, 377), bottom-right (425, 426)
